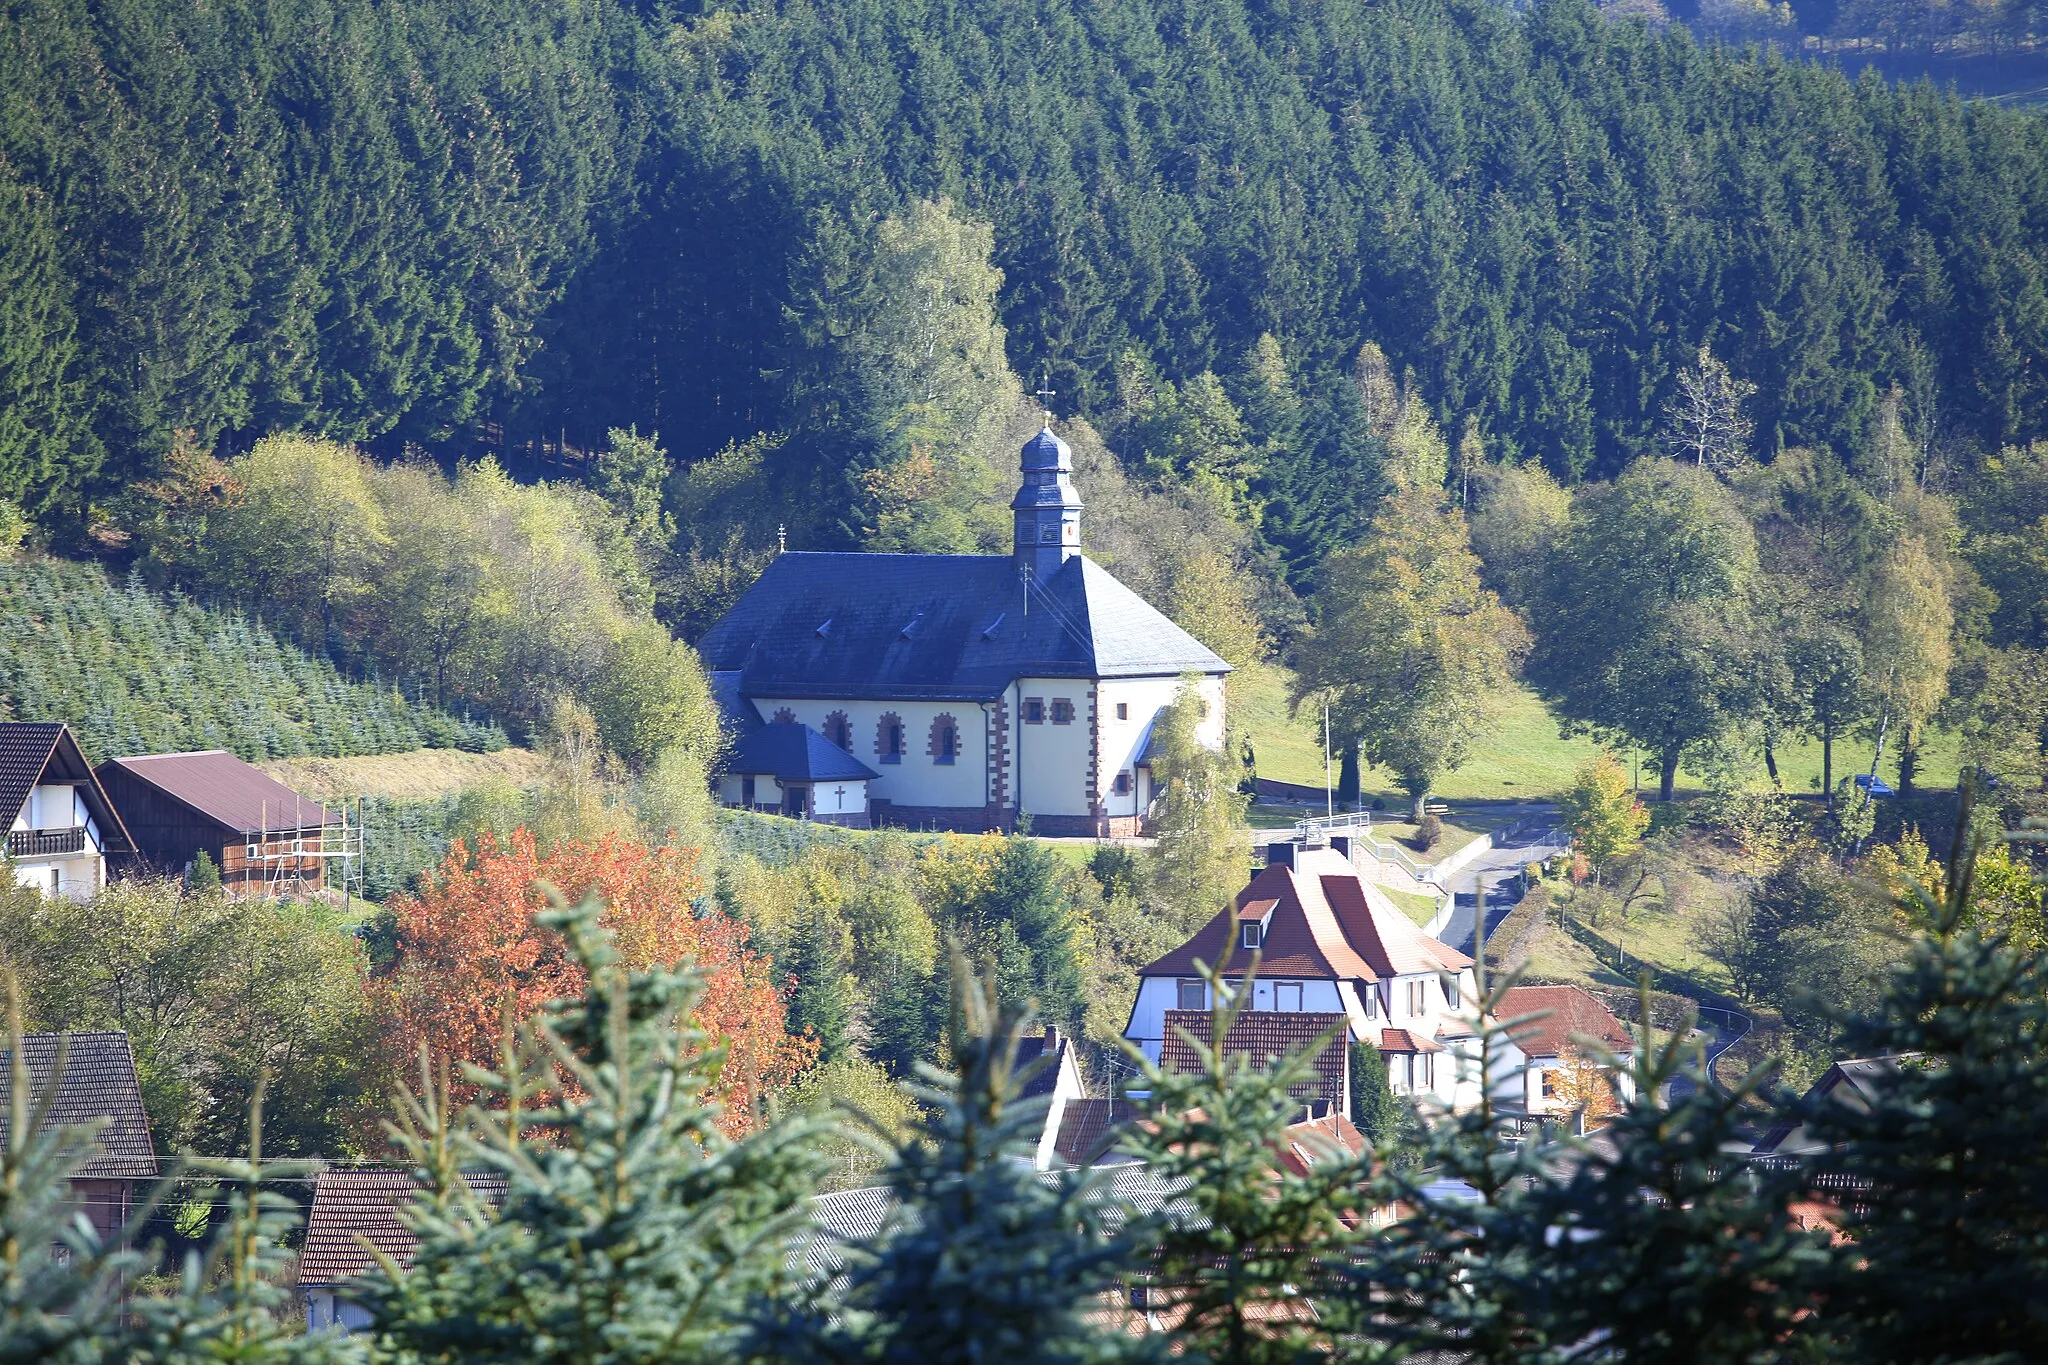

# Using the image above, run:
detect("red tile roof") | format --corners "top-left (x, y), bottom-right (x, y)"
top-left (1052, 1097), bottom-right (1137, 1166)
top-left (297, 1167), bottom-right (507, 1287)
top-left (98, 750), bottom-right (331, 836)
top-left (1376, 1028), bottom-right (1442, 1055)
top-left (1497, 985), bottom-right (1634, 1060)
top-left (1138, 847), bottom-right (1470, 984)
top-left (0, 1032), bottom-right (157, 1179)
top-left (1159, 1010), bottom-right (1348, 1110)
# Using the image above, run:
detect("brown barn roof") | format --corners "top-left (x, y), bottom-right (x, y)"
top-left (0, 1032), bottom-right (157, 1179)
top-left (1497, 986), bottom-right (1634, 1060)
top-left (0, 723), bottom-right (135, 854)
top-left (98, 751), bottom-right (330, 836)
top-left (297, 1167), bottom-right (508, 1287)
top-left (1159, 1010), bottom-right (1348, 1112)
top-left (1138, 848), bottom-right (1470, 984)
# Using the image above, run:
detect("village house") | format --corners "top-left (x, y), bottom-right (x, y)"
top-left (698, 421), bottom-right (1230, 835)
top-left (96, 750), bottom-right (333, 896)
top-left (0, 1031), bottom-right (158, 1250)
top-left (1125, 843), bottom-right (1483, 1112)
top-left (0, 722), bottom-right (134, 899)
top-left (299, 1167), bottom-right (508, 1332)
top-left (1752, 1055), bottom-right (1909, 1156)
top-left (1490, 984), bottom-right (1638, 1116)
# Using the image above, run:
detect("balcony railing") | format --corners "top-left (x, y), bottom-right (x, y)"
top-left (6, 827), bottom-right (88, 859)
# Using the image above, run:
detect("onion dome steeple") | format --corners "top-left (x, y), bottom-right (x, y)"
top-left (1012, 418), bottom-right (1082, 579)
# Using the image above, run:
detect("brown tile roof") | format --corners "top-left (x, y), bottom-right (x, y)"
top-left (1376, 1028), bottom-right (1441, 1055)
top-left (0, 1032), bottom-right (157, 1179)
top-left (1159, 1010), bottom-right (1348, 1111)
top-left (99, 751), bottom-right (330, 836)
top-left (0, 723), bottom-right (135, 854)
top-left (1137, 847), bottom-right (1469, 984)
top-left (1053, 1097), bottom-right (1137, 1166)
top-left (297, 1167), bottom-right (508, 1287)
top-left (1497, 985), bottom-right (1634, 1060)
top-left (1278, 1110), bottom-right (1367, 1176)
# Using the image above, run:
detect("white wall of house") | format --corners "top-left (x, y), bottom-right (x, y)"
top-left (1034, 1047), bottom-right (1088, 1169)
top-left (1123, 974), bottom-right (1348, 1065)
top-left (9, 785), bottom-right (105, 899)
top-left (763, 700), bottom-right (990, 811)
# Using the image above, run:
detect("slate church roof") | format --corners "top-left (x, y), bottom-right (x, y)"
top-left (697, 552), bottom-right (1227, 703)
top-left (725, 721), bottom-right (878, 783)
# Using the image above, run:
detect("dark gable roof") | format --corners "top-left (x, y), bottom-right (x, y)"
top-left (98, 751), bottom-right (330, 836)
top-left (0, 1032), bottom-right (157, 1179)
top-left (0, 723), bottom-right (135, 854)
top-left (1011, 1026), bottom-right (1073, 1100)
top-left (697, 552), bottom-right (1227, 702)
top-left (298, 1167), bottom-right (508, 1286)
top-left (724, 722), bottom-right (878, 783)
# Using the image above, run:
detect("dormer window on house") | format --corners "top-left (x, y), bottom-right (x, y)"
top-left (1237, 897), bottom-right (1277, 952)
top-left (1406, 980), bottom-right (1426, 1015)
top-left (1446, 977), bottom-right (1460, 1010)
top-left (1242, 921), bottom-right (1262, 950)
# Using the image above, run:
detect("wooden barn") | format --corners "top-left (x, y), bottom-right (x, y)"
top-left (96, 750), bottom-right (334, 896)
top-left (0, 1031), bottom-right (158, 1249)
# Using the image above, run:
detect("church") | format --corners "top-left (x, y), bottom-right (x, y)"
top-left (698, 421), bottom-right (1230, 835)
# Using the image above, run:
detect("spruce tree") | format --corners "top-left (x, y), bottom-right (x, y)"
top-left (756, 953), bottom-right (1144, 1365)
top-left (363, 893), bottom-right (828, 1365)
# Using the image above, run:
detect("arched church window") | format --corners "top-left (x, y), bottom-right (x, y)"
top-left (928, 714), bottom-right (958, 765)
top-left (823, 711), bottom-right (851, 749)
top-left (876, 713), bottom-right (904, 764)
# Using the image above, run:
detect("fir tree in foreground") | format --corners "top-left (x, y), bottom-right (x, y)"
top-left (752, 952), bottom-right (1146, 1365)
top-left (363, 893), bottom-right (829, 1365)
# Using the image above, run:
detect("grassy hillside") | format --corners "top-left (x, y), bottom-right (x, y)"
top-left (0, 556), bottom-right (506, 761)
top-left (260, 748), bottom-right (550, 803)
top-left (1237, 664), bottom-right (1961, 803)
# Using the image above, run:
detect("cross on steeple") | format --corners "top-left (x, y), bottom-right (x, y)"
top-left (1034, 381), bottom-right (1057, 424)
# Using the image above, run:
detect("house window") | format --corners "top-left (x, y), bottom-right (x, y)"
top-left (1275, 982), bottom-right (1302, 1012)
top-left (1177, 979), bottom-right (1206, 1011)
top-left (1116, 702), bottom-right (1129, 720)
top-left (1445, 977), bottom-right (1461, 1010)
top-left (771, 707), bottom-right (796, 724)
top-left (876, 713), bottom-right (905, 764)
top-left (1404, 1055), bottom-right (1416, 1090)
top-left (741, 776), bottom-right (756, 807)
top-left (929, 714), bottom-right (958, 765)
top-left (824, 711), bottom-right (852, 749)
top-left (1113, 770), bottom-right (1133, 795)
top-left (1364, 989), bottom-right (1379, 1020)
top-left (1241, 921), bottom-right (1263, 951)
top-left (1424, 1054), bottom-right (1436, 1089)
top-left (1407, 980), bottom-right (1425, 1016)
top-left (1023, 698), bottom-right (1045, 724)
top-left (1541, 1069), bottom-right (1559, 1102)
top-left (1051, 698), bottom-right (1075, 724)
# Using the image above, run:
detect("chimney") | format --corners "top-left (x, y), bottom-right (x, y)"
top-left (1043, 1025), bottom-right (1061, 1053)
top-left (1266, 842), bottom-right (1297, 870)
top-left (1329, 834), bottom-right (1352, 863)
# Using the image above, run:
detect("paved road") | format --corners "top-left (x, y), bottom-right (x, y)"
top-left (1433, 812), bottom-right (1571, 955)
top-left (1666, 1005), bottom-right (1752, 1101)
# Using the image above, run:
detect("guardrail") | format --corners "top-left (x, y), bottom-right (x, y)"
top-left (5, 827), bottom-right (87, 859)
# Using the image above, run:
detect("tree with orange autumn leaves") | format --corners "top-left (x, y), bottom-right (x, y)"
top-left (377, 828), bottom-right (811, 1132)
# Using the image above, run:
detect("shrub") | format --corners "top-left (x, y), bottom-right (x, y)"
top-left (1412, 813), bottom-right (1443, 851)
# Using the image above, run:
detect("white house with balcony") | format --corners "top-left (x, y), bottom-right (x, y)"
top-left (1125, 843), bottom-right (1485, 1111)
top-left (697, 421), bottom-right (1229, 836)
top-left (0, 723), bottom-right (134, 898)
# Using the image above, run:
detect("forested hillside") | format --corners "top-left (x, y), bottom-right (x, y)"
top-left (3, 0), bottom-right (2045, 577)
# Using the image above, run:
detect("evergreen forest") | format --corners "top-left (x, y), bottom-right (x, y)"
top-left (3, 0), bottom-right (2047, 580)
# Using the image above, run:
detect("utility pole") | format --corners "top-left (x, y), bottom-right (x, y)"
top-left (1323, 700), bottom-right (1333, 819)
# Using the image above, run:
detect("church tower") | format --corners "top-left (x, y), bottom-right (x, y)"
top-left (1012, 422), bottom-right (1082, 579)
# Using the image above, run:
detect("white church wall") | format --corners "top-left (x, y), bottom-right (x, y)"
top-left (763, 700), bottom-right (991, 812)
top-left (1011, 677), bottom-right (1095, 817)
top-left (1095, 675), bottom-right (1226, 821)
